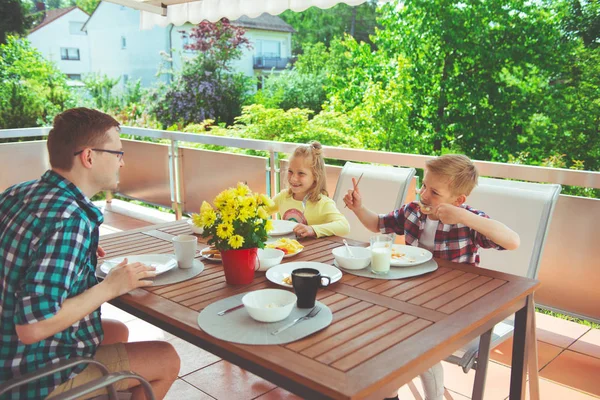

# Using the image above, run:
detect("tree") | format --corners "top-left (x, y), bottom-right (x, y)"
top-left (0, 0), bottom-right (28, 44)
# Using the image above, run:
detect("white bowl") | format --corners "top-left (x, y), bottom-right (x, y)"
top-left (257, 248), bottom-right (285, 271)
top-left (332, 246), bottom-right (371, 270)
top-left (187, 218), bottom-right (204, 234)
top-left (242, 289), bottom-right (297, 322)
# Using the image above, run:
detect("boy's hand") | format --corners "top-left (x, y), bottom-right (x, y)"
top-left (102, 258), bottom-right (157, 298)
top-left (294, 223), bottom-right (316, 238)
top-left (343, 177), bottom-right (363, 211)
top-left (435, 204), bottom-right (467, 225)
top-left (97, 245), bottom-right (106, 258)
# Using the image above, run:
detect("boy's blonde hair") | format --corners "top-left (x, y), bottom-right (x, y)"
top-left (425, 154), bottom-right (479, 196)
top-left (288, 141), bottom-right (328, 202)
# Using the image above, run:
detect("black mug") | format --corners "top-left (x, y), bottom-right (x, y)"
top-left (291, 268), bottom-right (331, 308)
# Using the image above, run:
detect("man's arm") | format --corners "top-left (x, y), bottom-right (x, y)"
top-left (16, 261), bottom-right (155, 344)
top-left (437, 204), bottom-right (520, 250)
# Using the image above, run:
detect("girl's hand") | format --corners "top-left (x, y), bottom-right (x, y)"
top-left (293, 224), bottom-right (316, 238)
top-left (343, 177), bottom-right (362, 211)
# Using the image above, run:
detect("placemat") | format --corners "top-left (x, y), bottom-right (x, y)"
top-left (96, 259), bottom-right (204, 286)
top-left (198, 293), bottom-right (332, 345)
top-left (334, 259), bottom-right (438, 280)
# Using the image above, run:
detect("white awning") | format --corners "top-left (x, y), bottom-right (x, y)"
top-left (105, 0), bottom-right (370, 30)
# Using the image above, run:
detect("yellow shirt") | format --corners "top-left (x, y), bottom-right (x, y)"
top-left (269, 190), bottom-right (350, 238)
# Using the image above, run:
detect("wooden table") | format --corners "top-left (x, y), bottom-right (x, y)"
top-left (99, 220), bottom-right (539, 400)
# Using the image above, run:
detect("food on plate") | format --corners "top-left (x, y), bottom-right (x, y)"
top-left (266, 238), bottom-right (304, 255)
top-left (391, 250), bottom-right (406, 259)
top-left (282, 274), bottom-right (292, 285)
top-left (201, 246), bottom-right (221, 259)
top-left (418, 201), bottom-right (433, 214)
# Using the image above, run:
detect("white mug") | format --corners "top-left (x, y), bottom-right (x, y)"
top-left (172, 234), bottom-right (197, 269)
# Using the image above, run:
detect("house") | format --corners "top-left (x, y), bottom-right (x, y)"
top-left (79, 2), bottom-right (295, 88)
top-left (27, 6), bottom-right (91, 82)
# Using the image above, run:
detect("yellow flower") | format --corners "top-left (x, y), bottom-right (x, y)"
top-left (257, 206), bottom-right (269, 220)
top-left (228, 235), bottom-right (244, 249)
top-left (261, 194), bottom-right (275, 208)
top-left (265, 219), bottom-right (273, 232)
top-left (235, 182), bottom-right (250, 197)
top-left (238, 207), bottom-right (252, 222)
top-left (242, 196), bottom-right (257, 211)
top-left (221, 208), bottom-right (236, 223)
top-left (215, 189), bottom-right (235, 209)
top-left (201, 209), bottom-right (217, 227)
top-left (216, 223), bottom-right (234, 239)
top-left (192, 213), bottom-right (203, 227)
top-left (200, 201), bottom-right (213, 213)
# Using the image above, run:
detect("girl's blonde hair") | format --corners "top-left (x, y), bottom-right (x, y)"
top-left (425, 154), bottom-right (479, 196)
top-left (287, 141), bottom-right (328, 202)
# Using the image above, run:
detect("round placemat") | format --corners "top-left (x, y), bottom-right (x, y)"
top-left (198, 293), bottom-right (332, 345)
top-left (334, 259), bottom-right (438, 280)
top-left (96, 259), bottom-right (204, 286)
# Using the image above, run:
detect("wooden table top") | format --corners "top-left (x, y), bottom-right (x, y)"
top-left (99, 220), bottom-right (539, 400)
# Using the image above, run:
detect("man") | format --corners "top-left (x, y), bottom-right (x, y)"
top-left (0, 108), bottom-right (180, 399)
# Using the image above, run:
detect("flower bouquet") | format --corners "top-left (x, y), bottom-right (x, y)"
top-left (193, 183), bottom-right (274, 285)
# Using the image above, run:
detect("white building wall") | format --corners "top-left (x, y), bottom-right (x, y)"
top-left (28, 9), bottom-right (90, 77)
top-left (84, 2), bottom-right (169, 88)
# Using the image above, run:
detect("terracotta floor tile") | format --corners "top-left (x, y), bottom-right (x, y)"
top-left (396, 378), bottom-right (470, 400)
top-left (570, 328), bottom-right (600, 359)
top-left (525, 377), bottom-right (600, 400)
top-left (101, 303), bottom-right (138, 324)
top-left (442, 360), bottom-right (512, 400)
top-left (124, 318), bottom-right (175, 342)
top-left (535, 312), bottom-right (590, 348)
top-left (540, 350), bottom-right (600, 397)
top-left (164, 378), bottom-right (215, 399)
top-left (490, 338), bottom-right (563, 370)
top-left (183, 360), bottom-right (276, 400)
top-left (254, 387), bottom-right (304, 399)
top-left (168, 337), bottom-right (221, 377)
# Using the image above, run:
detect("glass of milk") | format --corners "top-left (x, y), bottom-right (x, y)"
top-left (370, 234), bottom-right (393, 275)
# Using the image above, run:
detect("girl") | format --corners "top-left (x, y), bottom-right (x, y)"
top-left (270, 141), bottom-right (349, 238)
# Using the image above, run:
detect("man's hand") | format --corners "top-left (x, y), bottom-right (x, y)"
top-left (102, 259), bottom-right (157, 298)
top-left (293, 224), bottom-right (316, 238)
top-left (343, 177), bottom-right (363, 212)
top-left (435, 204), bottom-right (467, 225)
top-left (97, 245), bottom-right (106, 258)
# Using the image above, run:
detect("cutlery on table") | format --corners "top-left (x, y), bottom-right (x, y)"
top-left (343, 239), bottom-right (355, 258)
top-left (217, 304), bottom-right (244, 316)
top-left (344, 172), bottom-right (364, 208)
top-left (271, 306), bottom-right (321, 335)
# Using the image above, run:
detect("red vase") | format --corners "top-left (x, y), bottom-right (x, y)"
top-left (220, 248), bottom-right (259, 285)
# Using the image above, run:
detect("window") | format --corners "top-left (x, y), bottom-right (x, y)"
top-left (60, 47), bottom-right (80, 60)
top-left (66, 74), bottom-right (82, 80)
top-left (121, 36), bottom-right (127, 49)
top-left (69, 22), bottom-right (85, 35)
top-left (255, 40), bottom-right (281, 58)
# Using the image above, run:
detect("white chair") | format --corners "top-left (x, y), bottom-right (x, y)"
top-left (445, 177), bottom-right (561, 399)
top-left (332, 162), bottom-right (416, 242)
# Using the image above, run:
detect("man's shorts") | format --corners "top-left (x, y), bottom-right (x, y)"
top-left (47, 343), bottom-right (130, 399)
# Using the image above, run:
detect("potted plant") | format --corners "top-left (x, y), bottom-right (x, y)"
top-left (196, 182), bottom-right (274, 284)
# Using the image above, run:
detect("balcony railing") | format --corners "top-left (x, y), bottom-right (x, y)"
top-left (253, 56), bottom-right (293, 69)
top-left (1, 126), bottom-right (599, 326)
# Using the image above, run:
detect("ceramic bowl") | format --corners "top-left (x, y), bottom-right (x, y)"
top-left (332, 246), bottom-right (371, 270)
top-left (257, 248), bottom-right (285, 271)
top-left (242, 289), bottom-right (297, 322)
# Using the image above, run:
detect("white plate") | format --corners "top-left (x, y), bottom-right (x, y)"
top-left (269, 220), bottom-right (298, 236)
top-left (283, 248), bottom-right (303, 258)
top-left (200, 247), bottom-right (221, 263)
top-left (100, 254), bottom-right (178, 275)
top-left (266, 261), bottom-right (343, 288)
top-left (387, 245), bottom-right (433, 267)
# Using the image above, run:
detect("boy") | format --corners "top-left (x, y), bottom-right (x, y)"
top-left (343, 154), bottom-right (519, 400)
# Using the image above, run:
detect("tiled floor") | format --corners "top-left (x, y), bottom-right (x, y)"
top-left (100, 207), bottom-right (600, 400)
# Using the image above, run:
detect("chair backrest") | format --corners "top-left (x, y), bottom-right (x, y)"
top-left (466, 178), bottom-right (561, 278)
top-left (332, 162), bottom-right (416, 242)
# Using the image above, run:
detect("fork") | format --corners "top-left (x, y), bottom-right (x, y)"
top-left (271, 306), bottom-right (321, 335)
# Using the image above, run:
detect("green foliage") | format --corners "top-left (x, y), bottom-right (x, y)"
top-left (0, 36), bottom-right (71, 129)
top-left (251, 70), bottom-right (327, 113)
top-left (0, 0), bottom-right (28, 44)
top-left (83, 73), bottom-right (121, 110)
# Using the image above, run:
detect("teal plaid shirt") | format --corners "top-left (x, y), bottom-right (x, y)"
top-left (0, 170), bottom-right (104, 399)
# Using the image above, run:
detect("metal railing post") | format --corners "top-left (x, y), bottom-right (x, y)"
top-left (168, 139), bottom-right (183, 219)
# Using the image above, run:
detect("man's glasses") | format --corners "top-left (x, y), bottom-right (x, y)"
top-left (74, 148), bottom-right (124, 161)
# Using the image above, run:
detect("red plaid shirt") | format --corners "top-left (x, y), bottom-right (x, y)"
top-left (378, 202), bottom-right (504, 266)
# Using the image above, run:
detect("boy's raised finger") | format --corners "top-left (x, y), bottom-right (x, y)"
top-left (352, 177), bottom-right (358, 191)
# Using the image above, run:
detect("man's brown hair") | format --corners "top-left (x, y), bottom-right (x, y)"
top-left (425, 154), bottom-right (479, 196)
top-left (47, 108), bottom-right (120, 170)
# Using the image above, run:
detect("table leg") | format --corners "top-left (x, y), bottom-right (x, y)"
top-left (527, 296), bottom-right (540, 400)
top-left (472, 328), bottom-right (493, 400)
top-left (509, 295), bottom-right (533, 399)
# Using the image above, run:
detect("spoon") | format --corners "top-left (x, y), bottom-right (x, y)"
top-left (343, 239), bottom-right (355, 258)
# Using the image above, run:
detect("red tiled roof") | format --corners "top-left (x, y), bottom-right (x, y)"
top-left (30, 6), bottom-right (86, 34)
